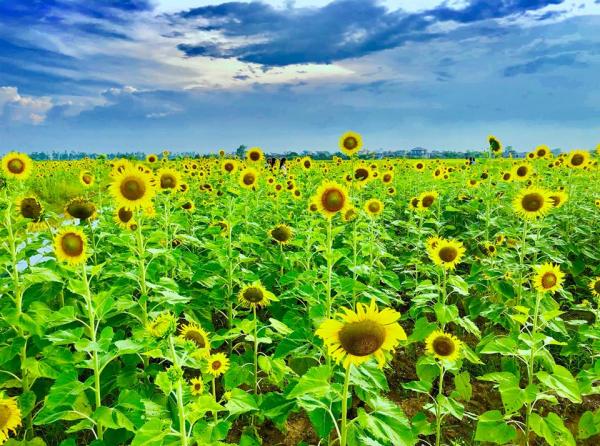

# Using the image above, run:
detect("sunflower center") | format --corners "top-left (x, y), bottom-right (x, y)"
top-left (321, 188), bottom-right (345, 212)
top-left (383, 174), bottom-right (391, 182)
top-left (503, 173), bottom-right (511, 180)
top-left (243, 173), bottom-right (256, 185)
top-left (120, 177), bottom-right (146, 200)
top-left (541, 272), bottom-right (557, 289)
top-left (82, 174), bottom-right (93, 184)
top-left (118, 207), bottom-right (133, 223)
top-left (343, 137), bottom-right (358, 150)
top-left (160, 174), bottom-right (176, 189)
top-left (194, 383), bottom-right (202, 390)
top-left (338, 320), bottom-right (386, 357)
top-left (594, 281), bottom-right (600, 294)
top-left (184, 330), bottom-right (206, 348)
top-left (368, 202), bottom-right (380, 213)
top-left (20, 198), bottom-right (42, 220)
top-left (61, 233), bottom-right (84, 257)
top-left (439, 246), bottom-right (458, 263)
top-left (250, 151), bottom-right (260, 161)
top-left (0, 403), bottom-right (11, 428)
top-left (550, 196), bottom-right (561, 206)
top-left (7, 158), bottom-right (25, 174)
top-left (304, 161), bottom-right (311, 168)
top-left (522, 193), bottom-right (543, 212)
top-left (411, 198), bottom-right (420, 207)
top-left (212, 361), bottom-right (222, 371)
top-left (421, 195), bottom-right (435, 207)
top-left (271, 226), bottom-right (291, 242)
top-left (224, 162), bottom-right (234, 172)
top-left (67, 201), bottom-right (95, 220)
top-left (432, 336), bottom-right (455, 357)
top-left (571, 154), bottom-right (584, 166)
top-left (243, 287), bottom-right (264, 303)
top-left (516, 166), bottom-right (528, 177)
top-left (354, 168), bottom-right (368, 180)
top-left (182, 202), bottom-right (193, 210)
top-left (538, 149), bottom-right (546, 157)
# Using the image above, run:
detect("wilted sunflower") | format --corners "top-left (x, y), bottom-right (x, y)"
top-left (269, 224), bottom-right (293, 244)
top-left (418, 191), bottom-right (438, 211)
top-left (429, 238), bottom-right (465, 270)
top-left (589, 277), bottom-right (600, 297)
top-left (79, 170), bottom-right (95, 187)
top-left (0, 396), bottom-right (22, 444)
top-left (548, 191), bottom-right (568, 208)
top-left (533, 263), bottom-right (565, 294)
top-left (189, 377), bottom-right (204, 396)
top-left (246, 147), bottom-right (264, 163)
top-left (179, 322), bottom-right (210, 353)
top-left (480, 242), bottom-right (497, 257)
top-left (488, 135), bottom-right (503, 156)
top-left (239, 282), bottom-right (275, 308)
top-left (221, 159), bottom-right (238, 174)
top-left (425, 330), bottom-right (462, 362)
top-left (513, 187), bottom-right (552, 220)
top-left (342, 207), bottom-right (358, 223)
top-left (313, 180), bottom-right (349, 218)
top-left (566, 149), bottom-right (589, 169)
top-left (115, 207), bottom-right (134, 228)
top-left (146, 312), bottom-right (177, 339)
top-left (316, 301), bottom-right (407, 369)
top-left (1, 152), bottom-right (33, 180)
top-left (364, 198), bottom-right (384, 216)
top-left (54, 227), bottom-right (88, 265)
top-left (110, 164), bottom-right (156, 209)
top-left (157, 167), bottom-right (182, 192)
top-left (65, 197), bottom-right (97, 221)
top-left (339, 131), bottom-right (363, 157)
top-left (17, 196), bottom-right (43, 222)
top-left (239, 167), bottom-right (259, 189)
top-left (205, 353), bottom-right (230, 377)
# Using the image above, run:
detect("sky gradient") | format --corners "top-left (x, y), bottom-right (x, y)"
top-left (1, 0), bottom-right (599, 154)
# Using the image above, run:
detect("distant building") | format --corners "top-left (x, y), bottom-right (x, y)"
top-left (409, 147), bottom-right (428, 158)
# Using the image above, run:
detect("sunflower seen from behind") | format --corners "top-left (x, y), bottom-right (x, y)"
top-left (54, 227), bottom-right (88, 266)
top-left (65, 197), bottom-right (97, 221)
top-left (316, 301), bottom-right (407, 369)
top-left (488, 135), bottom-right (502, 157)
top-left (269, 224), bottom-right (293, 244)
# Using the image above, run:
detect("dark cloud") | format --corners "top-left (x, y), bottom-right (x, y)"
top-left (175, 0), bottom-right (564, 66)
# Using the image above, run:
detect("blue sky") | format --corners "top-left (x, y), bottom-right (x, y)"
top-left (0, 0), bottom-right (599, 153)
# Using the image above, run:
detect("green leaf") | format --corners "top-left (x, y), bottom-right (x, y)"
top-left (578, 410), bottom-right (600, 440)
top-left (474, 410), bottom-right (517, 444)
top-left (530, 412), bottom-right (576, 446)
top-left (433, 303), bottom-right (459, 326)
top-left (287, 365), bottom-right (331, 399)
top-left (536, 365), bottom-right (581, 403)
top-left (357, 395), bottom-right (417, 446)
top-left (131, 418), bottom-right (171, 446)
top-left (454, 372), bottom-right (472, 401)
top-left (93, 406), bottom-right (136, 432)
top-left (225, 388), bottom-right (259, 417)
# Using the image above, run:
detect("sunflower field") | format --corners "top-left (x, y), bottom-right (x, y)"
top-left (1, 135), bottom-right (600, 446)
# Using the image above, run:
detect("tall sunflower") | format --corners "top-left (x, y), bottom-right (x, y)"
top-left (513, 187), bottom-right (552, 220)
top-left (566, 150), bottom-right (589, 169)
top-left (339, 131), bottom-right (363, 157)
top-left (316, 301), bottom-right (407, 369)
top-left (246, 147), bottom-right (264, 163)
top-left (54, 227), bottom-right (88, 266)
top-left (313, 181), bottom-right (350, 218)
top-left (157, 167), bottom-right (182, 192)
top-left (532, 263), bottom-right (565, 294)
top-left (1, 152), bottom-right (33, 180)
top-left (429, 238), bottom-right (465, 270)
top-left (109, 164), bottom-right (156, 209)
top-left (239, 282), bottom-right (275, 308)
top-left (0, 396), bottom-right (22, 444)
top-left (488, 135), bottom-right (503, 157)
top-left (425, 330), bottom-right (462, 362)
top-left (205, 353), bottom-right (230, 377)
top-left (239, 167), bottom-right (259, 189)
top-left (221, 159), bottom-right (238, 174)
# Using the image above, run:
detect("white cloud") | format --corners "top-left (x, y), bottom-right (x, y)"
top-left (0, 86), bottom-right (54, 125)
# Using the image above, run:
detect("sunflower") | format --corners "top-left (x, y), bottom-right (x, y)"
top-left (316, 301), bottom-right (407, 369)
top-left (414, 162), bottom-right (426, 171)
top-left (221, 159), bottom-right (238, 174)
top-left (79, 170), bottom-right (95, 187)
top-left (301, 156), bottom-right (312, 170)
top-left (238, 282), bottom-right (275, 308)
top-left (157, 167), bottom-right (182, 192)
top-left (0, 396), bottom-right (22, 444)
top-left (339, 131), bottom-right (363, 157)
top-left (408, 197), bottom-right (421, 210)
top-left (481, 242), bottom-right (497, 257)
top-left (313, 181), bottom-right (350, 218)
top-left (1, 152), bottom-right (33, 180)
top-left (146, 312), bottom-right (177, 339)
top-left (429, 238), bottom-right (465, 270)
top-left (425, 330), bottom-right (462, 362)
top-left (17, 196), bottom-right (43, 222)
top-left (513, 187), bottom-right (552, 220)
top-left (269, 224), bottom-right (293, 244)
top-left (352, 165), bottom-right (371, 186)
top-left (512, 163), bottom-right (532, 181)
top-left (364, 198), bottom-right (384, 216)
top-left (179, 322), bottom-right (210, 353)
top-left (239, 167), bottom-right (259, 189)
top-left (146, 154), bottom-right (158, 164)
top-left (532, 263), bottom-right (565, 294)
top-left (189, 377), bottom-right (204, 396)
top-left (589, 277), bottom-right (600, 297)
top-left (548, 191), bottom-right (568, 208)
top-left (500, 171), bottom-right (512, 182)
top-left (342, 207), bottom-right (358, 223)
top-left (205, 353), bottom-right (230, 377)
top-left (109, 165), bottom-right (156, 209)
top-left (535, 145), bottom-right (551, 159)
top-left (426, 236), bottom-right (442, 252)
top-left (54, 227), bottom-right (88, 266)
top-left (566, 150), bottom-right (590, 169)
top-left (246, 147), bottom-right (264, 163)
top-left (181, 201), bottom-right (195, 212)
top-left (115, 207), bottom-right (134, 228)
top-left (65, 197), bottom-right (97, 221)
top-left (418, 191), bottom-right (438, 211)
top-left (467, 179), bottom-right (479, 188)
top-left (488, 135), bottom-right (502, 156)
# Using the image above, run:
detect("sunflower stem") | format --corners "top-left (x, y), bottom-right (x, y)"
top-left (524, 292), bottom-right (542, 446)
top-left (212, 377), bottom-right (218, 423)
top-left (169, 337), bottom-right (188, 446)
top-left (435, 364), bottom-right (445, 446)
top-left (340, 365), bottom-right (352, 446)
top-left (253, 305), bottom-right (259, 395)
